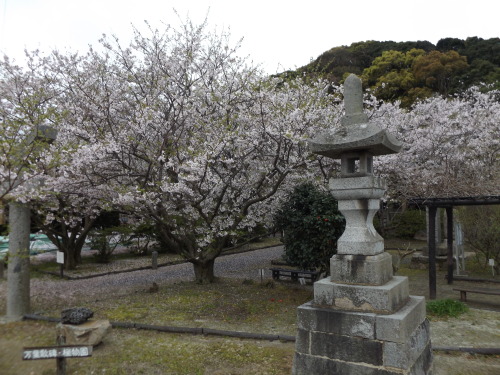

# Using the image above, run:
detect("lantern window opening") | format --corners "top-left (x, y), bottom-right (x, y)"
top-left (341, 151), bottom-right (373, 177)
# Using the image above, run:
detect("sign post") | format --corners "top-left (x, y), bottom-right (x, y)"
top-left (56, 251), bottom-right (64, 278)
top-left (489, 259), bottom-right (495, 276)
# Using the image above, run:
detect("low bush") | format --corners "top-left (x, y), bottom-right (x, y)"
top-left (426, 298), bottom-right (468, 318)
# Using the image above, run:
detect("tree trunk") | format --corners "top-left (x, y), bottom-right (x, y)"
top-left (62, 240), bottom-right (84, 270)
top-left (192, 259), bottom-right (216, 284)
top-left (65, 247), bottom-right (79, 270)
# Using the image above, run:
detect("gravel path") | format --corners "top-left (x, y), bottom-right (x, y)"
top-left (0, 246), bottom-right (285, 308)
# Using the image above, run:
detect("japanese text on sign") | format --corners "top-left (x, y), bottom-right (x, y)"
top-left (23, 346), bottom-right (92, 360)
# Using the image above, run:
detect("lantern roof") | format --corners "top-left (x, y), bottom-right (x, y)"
top-left (309, 74), bottom-right (402, 159)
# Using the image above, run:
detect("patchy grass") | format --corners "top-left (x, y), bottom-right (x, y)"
top-left (78, 331), bottom-right (294, 375)
top-left (0, 320), bottom-right (295, 375)
top-left (39, 279), bottom-right (312, 336)
top-left (0, 321), bottom-right (58, 375)
top-left (1, 278), bottom-right (308, 375)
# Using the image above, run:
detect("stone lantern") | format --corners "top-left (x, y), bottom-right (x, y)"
top-left (292, 75), bottom-right (432, 374)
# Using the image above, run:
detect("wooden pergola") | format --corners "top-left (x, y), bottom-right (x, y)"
top-left (409, 196), bottom-right (500, 299)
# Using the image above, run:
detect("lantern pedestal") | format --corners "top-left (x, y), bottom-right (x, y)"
top-left (293, 179), bottom-right (432, 374)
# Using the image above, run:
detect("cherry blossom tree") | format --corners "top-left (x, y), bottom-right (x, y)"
top-left (371, 88), bottom-right (500, 199)
top-left (0, 51), bottom-right (117, 269)
top-left (48, 20), bottom-right (340, 283)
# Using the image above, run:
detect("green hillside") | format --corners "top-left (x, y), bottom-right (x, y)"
top-left (280, 37), bottom-right (500, 107)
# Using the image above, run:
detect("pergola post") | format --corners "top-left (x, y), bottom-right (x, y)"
top-left (428, 205), bottom-right (437, 300)
top-left (446, 207), bottom-right (454, 284)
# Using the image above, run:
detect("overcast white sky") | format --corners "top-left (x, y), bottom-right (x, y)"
top-left (0, 0), bottom-right (498, 74)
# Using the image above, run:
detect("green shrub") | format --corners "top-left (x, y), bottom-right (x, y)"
top-left (89, 226), bottom-right (131, 263)
top-left (384, 208), bottom-right (426, 239)
top-left (127, 221), bottom-right (157, 256)
top-left (426, 299), bottom-right (468, 318)
top-left (274, 182), bottom-right (345, 274)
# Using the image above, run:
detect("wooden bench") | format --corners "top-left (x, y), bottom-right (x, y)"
top-left (270, 268), bottom-right (319, 283)
top-left (453, 287), bottom-right (500, 302)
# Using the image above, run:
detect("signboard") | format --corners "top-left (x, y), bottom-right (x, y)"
top-left (23, 345), bottom-right (92, 360)
top-left (56, 251), bottom-right (65, 264)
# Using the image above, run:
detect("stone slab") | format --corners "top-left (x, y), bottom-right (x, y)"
top-left (310, 330), bottom-right (383, 365)
top-left (409, 342), bottom-right (434, 375)
top-left (297, 301), bottom-right (376, 339)
top-left (294, 328), bottom-right (311, 355)
top-left (337, 239), bottom-right (384, 255)
top-left (314, 276), bottom-right (409, 314)
top-left (376, 296), bottom-right (427, 343)
top-left (383, 319), bottom-right (431, 369)
top-left (56, 319), bottom-right (111, 346)
top-left (330, 176), bottom-right (387, 191)
top-left (293, 352), bottom-right (408, 375)
top-left (331, 252), bottom-right (393, 285)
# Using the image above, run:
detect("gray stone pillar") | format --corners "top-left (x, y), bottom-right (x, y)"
top-left (6, 201), bottom-right (31, 320)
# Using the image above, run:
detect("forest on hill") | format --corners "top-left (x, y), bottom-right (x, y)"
top-left (281, 37), bottom-right (500, 107)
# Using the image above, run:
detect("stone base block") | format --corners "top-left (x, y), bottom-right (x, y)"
top-left (330, 252), bottom-right (393, 285)
top-left (56, 319), bottom-right (111, 346)
top-left (297, 301), bottom-right (376, 339)
top-left (293, 297), bottom-right (432, 374)
top-left (376, 296), bottom-right (426, 343)
top-left (293, 346), bottom-right (433, 375)
top-left (314, 276), bottom-right (409, 314)
top-left (297, 296), bottom-right (426, 343)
